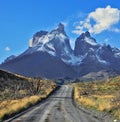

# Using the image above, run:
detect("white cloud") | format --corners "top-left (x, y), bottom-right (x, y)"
top-left (73, 5), bottom-right (120, 34)
top-left (72, 26), bottom-right (84, 34)
top-left (5, 47), bottom-right (11, 51)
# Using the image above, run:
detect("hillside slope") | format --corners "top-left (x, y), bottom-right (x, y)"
top-left (0, 69), bottom-right (56, 121)
top-left (0, 52), bottom-right (77, 79)
top-left (74, 76), bottom-right (120, 119)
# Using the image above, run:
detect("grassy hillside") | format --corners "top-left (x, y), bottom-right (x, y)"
top-left (74, 76), bottom-right (120, 119)
top-left (0, 69), bottom-right (56, 121)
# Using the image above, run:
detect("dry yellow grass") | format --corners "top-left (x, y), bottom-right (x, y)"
top-left (0, 69), bottom-right (56, 121)
top-left (77, 97), bottom-right (96, 107)
top-left (0, 96), bottom-right (40, 119)
top-left (74, 76), bottom-right (120, 119)
top-left (0, 85), bottom-right (55, 121)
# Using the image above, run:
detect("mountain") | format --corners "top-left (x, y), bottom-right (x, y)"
top-left (3, 55), bottom-right (16, 63)
top-left (0, 51), bottom-right (77, 79)
top-left (73, 31), bottom-right (120, 76)
top-left (24, 23), bottom-right (73, 63)
top-left (0, 23), bottom-right (120, 80)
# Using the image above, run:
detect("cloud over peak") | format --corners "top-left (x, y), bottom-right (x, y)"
top-left (73, 5), bottom-right (120, 35)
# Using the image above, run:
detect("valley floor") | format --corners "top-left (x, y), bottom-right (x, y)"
top-left (4, 85), bottom-right (115, 122)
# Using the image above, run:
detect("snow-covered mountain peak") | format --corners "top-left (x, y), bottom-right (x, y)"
top-left (13, 23), bottom-right (120, 67)
top-left (29, 31), bottom-right (48, 47)
top-left (50, 23), bottom-right (67, 36)
top-left (25, 23), bottom-right (73, 60)
top-left (29, 23), bottom-right (68, 48)
top-left (85, 31), bottom-right (90, 37)
top-left (79, 31), bottom-right (90, 39)
top-left (57, 23), bottom-right (65, 32)
top-left (33, 31), bottom-right (48, 38)
top-left (78, 31), bottom-right (97, 46)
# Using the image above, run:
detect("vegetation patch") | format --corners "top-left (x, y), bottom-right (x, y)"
top-left (74, 76), bottom-right (120, 119)
top-left (0, 69), bottom-right (56, 121)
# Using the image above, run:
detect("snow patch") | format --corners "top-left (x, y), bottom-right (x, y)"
top-left (62, 53), bottom-right (87, 65)
top-left (56, 33), bottom-right (66, 42)
top-left (45, 43), bottom-right (55, 51)
top-left (48, 51), bottom-right (56, 56)
top-left (115, 52), bottom-right (120, 57)
top-left (85, 37), bottom-right (97, 46)
top-left (96, 55), bottom-right (108, 64)
top-left (30, 31), bottom-right (67, 48)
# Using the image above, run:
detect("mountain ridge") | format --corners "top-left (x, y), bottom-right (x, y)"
top-left (1, 23), bottom-right (120, 80)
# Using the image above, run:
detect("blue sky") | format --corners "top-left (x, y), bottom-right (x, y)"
top-left (0, 0), bottom-right (120, 63)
